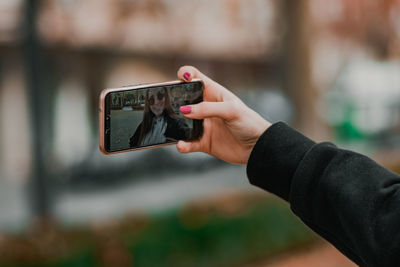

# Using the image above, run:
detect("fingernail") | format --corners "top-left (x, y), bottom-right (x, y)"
top-left (180, 105), bottom-right (191, 114)
top-left (183, 72), bottom-right (191, 81)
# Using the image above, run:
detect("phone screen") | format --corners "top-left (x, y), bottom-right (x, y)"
top-left (104, 81), bottom-right (203, 152)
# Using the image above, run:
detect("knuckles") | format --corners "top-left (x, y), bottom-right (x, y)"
top-left (228, 100), bottom-right (243, 121)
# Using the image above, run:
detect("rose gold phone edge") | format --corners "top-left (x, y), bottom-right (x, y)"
top-left (99, 78), bottom-right (203, 155)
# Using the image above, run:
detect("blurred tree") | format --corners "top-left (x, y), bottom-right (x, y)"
top-left (23, 0), bottom-right (53, 223)
top-left (280, 0), bottom-right (319, 135)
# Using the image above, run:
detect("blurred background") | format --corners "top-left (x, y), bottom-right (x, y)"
top-left (0, 0), bottom-right (399, 266)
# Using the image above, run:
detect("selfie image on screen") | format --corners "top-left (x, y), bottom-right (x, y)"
top-left (108, 82), bottom-right (203, 152)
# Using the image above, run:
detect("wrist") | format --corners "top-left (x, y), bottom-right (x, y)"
top-left (253, 113), bottom-right (272, 140)
top-left (243, 116), bottom-right (271, 164)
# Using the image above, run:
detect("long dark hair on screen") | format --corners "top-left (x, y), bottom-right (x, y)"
top-left (137, 87), bottom-right (179, 145)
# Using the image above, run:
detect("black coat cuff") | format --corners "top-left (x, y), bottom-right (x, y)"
top-left (246, 122), bottom-right (315, 201)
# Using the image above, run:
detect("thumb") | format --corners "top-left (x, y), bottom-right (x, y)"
top-left (179, 101), bottom-right (235, 121)
top-left (176, 140), bottom-right (202, 153)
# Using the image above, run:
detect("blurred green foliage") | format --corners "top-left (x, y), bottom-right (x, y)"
top-left (0, 194), bottom-right (317, 267)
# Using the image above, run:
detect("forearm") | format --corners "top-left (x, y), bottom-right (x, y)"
top-left (247, 122), bottom-right (400, 266)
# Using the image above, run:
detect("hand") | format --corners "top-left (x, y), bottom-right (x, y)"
top-left (176, 66), bottom-right (271, 164)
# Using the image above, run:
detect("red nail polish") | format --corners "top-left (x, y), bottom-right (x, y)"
top-left (180, 105), bottom-right (191, 114)
top-left (183, 72), bottom-right (191, 81)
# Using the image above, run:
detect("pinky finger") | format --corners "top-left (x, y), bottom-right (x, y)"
top-left (176, 140), bottom-right (202, 153)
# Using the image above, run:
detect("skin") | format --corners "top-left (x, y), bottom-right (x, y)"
top-left (149, 88), bottom-right (165, 117)
top-left (176, 66), bottom-right (272, 165)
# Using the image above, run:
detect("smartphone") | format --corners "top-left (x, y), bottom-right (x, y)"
top-left (99, 79), bottom-right (204, 155)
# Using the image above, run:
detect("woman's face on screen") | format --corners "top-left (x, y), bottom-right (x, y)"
top-left (148, 88), bottom-right (166, 117)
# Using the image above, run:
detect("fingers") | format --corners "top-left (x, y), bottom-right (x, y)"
top-left (176, 140), bottom-right (202, 153)
top-left (177, 65), bottom-right (229, 101)
top-left (177, 65), bottom-right (215, 85)
top-left (180, 101), bottom-right (236, 121)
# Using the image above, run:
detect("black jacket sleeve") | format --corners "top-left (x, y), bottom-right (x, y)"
top-left (246, 122), bottom-right (400, 266)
